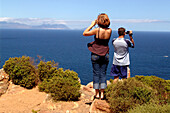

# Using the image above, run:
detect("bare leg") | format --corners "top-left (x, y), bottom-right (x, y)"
top-left (100, 89), bottom-right (104, 99)
top-left (113, 76), bottom-right (119, 84)
top-left (95, 89), bottom-right (100, 98)
top-left (127, 67), bottom-right (130, 78)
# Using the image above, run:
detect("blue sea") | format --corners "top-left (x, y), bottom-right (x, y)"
top-left (0, 29), bottom-right (170, 85)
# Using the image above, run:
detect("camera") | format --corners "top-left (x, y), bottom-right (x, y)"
top-left (126, 31), bottom-right (130, 34)
top-left (126, 31), bottom-right (133, 35)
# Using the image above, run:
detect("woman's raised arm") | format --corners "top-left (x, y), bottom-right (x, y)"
top-left (83, 20), bottom-right (97, 36)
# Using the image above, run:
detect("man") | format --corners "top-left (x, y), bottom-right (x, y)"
top-left (111, 27), bottom-right (135, 83)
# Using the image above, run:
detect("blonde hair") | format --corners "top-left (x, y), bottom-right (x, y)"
top-left (97, 13), bottom-right (110, 28)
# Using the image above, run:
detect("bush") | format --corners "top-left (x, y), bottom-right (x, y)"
top-left (105, 78), bottom-right (158, 113)
top-left (38, 60), bottom-right (79, 82)
top-left (38, 60), bottom-right (58, 81)
top-left (38, 61), bottom-right (81, 101)
top-left (3, 57), bottom-right (21, 78)
top-left (128, 103), bottom-right (170, 113)
top-left (135, 75), bottom-right (170, 104)
top-left (56, 68), bottom-right (80, 81)
top-left (39, 76), bottom-right (81, 101)
top-left (3, 56), bottom-right (37, 89)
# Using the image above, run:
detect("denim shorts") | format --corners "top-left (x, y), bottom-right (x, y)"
top-left (110, 64), bottom-right (128, 78)
top-left (91, 53), bottom-right (109, 89)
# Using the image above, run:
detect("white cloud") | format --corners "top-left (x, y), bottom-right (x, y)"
top-left (0, 17), bottom-right (67, 25)
top-left (0, 17), bottom-right (169, 30)
top-left (0, 17), bottom-right (13, 21)
top-left (1, 17), bottom-right (169, 24)
top-left (110, 19), bottom-right (168, 23)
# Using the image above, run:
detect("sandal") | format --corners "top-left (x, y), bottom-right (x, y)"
top-left (93, 95), bottom-right (100, 100)
top-left (100, 95), bottom-right (105, 100)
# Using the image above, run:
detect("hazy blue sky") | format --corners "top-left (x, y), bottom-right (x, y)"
top-left (1, 0), bottom-right (170, 31)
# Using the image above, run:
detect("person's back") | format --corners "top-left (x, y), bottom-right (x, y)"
top-left (96, 28), bottom-right (111, 39)
top-left (112, 37), bottom-right (133, 66)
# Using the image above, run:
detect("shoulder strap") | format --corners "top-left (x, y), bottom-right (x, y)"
top-left (97, 28), bottom-right (100, 39)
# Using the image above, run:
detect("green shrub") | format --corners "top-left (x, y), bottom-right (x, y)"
top-left (135, 75), bottom-right (170, 104)
top-left (56, 68), bottom-right (80, 81)
top-left (39, 76), bottom-right (81, 101)
top-left (38, 65), bottom-right (81, 101)
top-left (105, 78), bottom-right (157, 113)
top-left (38, 60), bottom-right (58, 81)
top-left (128, 103), bottom-right (170, 113)
top-left (3, 56), bottom-right (37, 89)
top-left (3, 57), bottom-right (21, 78)
top-left (38, 60), bottom-right (79, 81)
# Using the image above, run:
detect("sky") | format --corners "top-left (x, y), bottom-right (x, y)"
top-left (0, 0), bottom-right (170, 31)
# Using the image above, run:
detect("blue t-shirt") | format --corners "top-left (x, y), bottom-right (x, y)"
top-left (112, 38), bottom-right (134, 66)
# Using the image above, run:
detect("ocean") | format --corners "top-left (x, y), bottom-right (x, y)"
top-left (0, 29), bottom-right (170, 85)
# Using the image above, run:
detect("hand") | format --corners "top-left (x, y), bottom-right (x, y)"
top-left (129, 30), bottom-right (133, 36)
top-left (91, 20), bottom-right (97, 27)
top-left (129, 30), bottom-right (132, 34)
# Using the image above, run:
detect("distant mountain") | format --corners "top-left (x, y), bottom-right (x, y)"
top-left (32, 24), bottom-right (69, 29)
top-left (0, 21), bottom-right (31, 29)
top-left (0, 21), bottom-right (69, 29)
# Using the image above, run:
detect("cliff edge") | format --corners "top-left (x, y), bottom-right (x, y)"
top-left (0, 69), bottom-right (110, 113)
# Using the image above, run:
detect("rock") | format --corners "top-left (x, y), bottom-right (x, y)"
top-left (90, 99), bottom-right (110, 113)
top-left (66, 110), bottom-right (70, 113)
top-left (72, 102), bottom-right (79, 109)
top-left (83, 82), bottom-right (94, 94)
top-left (0, 72), bottom-right (112, 113)
top-left (95, 100), bottom-right (110, 112)
top-left (47, 103), bottom-right (56, 110)
top-left (82, 85), bottom-right (95, 93)
top-left (43, 94), bottom-right (53, 103)
top-left (0, 68), bottom-right (9, 96)
top-left (0, 68), bottom-right (9, 81)
top-left (107, 81), bottom-right (111, 86)
top-left (86, 82), bottom-right (93, 88)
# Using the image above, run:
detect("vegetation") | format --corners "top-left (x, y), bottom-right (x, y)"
top-left (32, 109), bottom-right (40, 113)
top-left (128, 103), bottom-right (170, 113)
top-left (38, 60), bottom-right (58, 81)
top-left (3, 55), bottom-right (170, 110)
top-left (106, 76), bottom-right (170, 113)
top-left (3, 56), bottom-right (81, 101)
top-left (135, 75), bottom-right (170, 104)
top-left (39, 75), bottom-right (81, 101)
top-left (3, 56), bottom-right (37, 89)
top-left (105, 78), bottom-right (158, 113)
top-left (38, 67), bottom-right (81, 101)
top-left (38, 61), bottom-right (81, 101)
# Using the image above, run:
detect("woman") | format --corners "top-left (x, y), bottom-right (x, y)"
top-left (83, 13), bottom-right (112, 99)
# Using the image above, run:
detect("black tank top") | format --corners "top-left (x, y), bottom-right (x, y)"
top-left (88, 28), bottom-right (110, 56)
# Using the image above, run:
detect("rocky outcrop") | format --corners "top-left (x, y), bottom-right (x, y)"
top-left (0, 68), bottom-right (9, 96)
top-left (83, 81), bottom-right (111, 113)
top-left (90, 99), bottom-right (111, 113)
top-left (0, 68), bottom-right (111, 113)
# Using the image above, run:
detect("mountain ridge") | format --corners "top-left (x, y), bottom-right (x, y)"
top-left (0, 21), bottom-right (69, 29)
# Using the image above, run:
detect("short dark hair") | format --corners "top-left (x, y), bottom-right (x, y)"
top-left (97, 13), bottom-right (110, 28)
top-left (118, 27), bottom-right (126, 36)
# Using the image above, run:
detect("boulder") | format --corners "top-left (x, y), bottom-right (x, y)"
top-left (0, 68), bottom-right (9, 96)
top-left (90, 99), bottom-right (110, 113)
